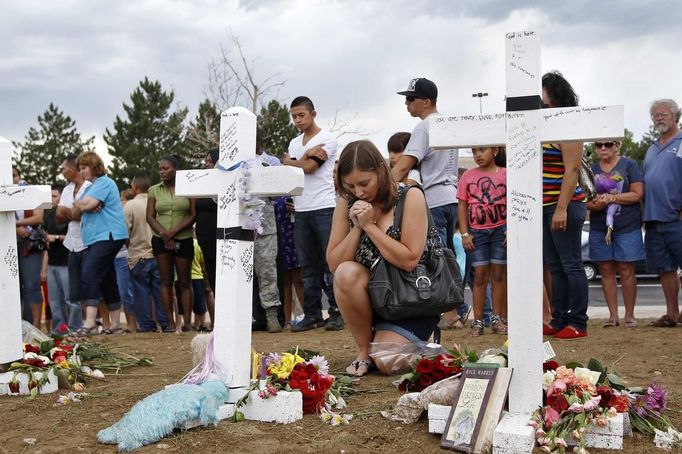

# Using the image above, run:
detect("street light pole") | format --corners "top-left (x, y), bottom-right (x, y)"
top-left (471, 92), bottom-right (488, 114)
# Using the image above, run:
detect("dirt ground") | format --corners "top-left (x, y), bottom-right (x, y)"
top-left (1, 318), bottom-right (681, 454)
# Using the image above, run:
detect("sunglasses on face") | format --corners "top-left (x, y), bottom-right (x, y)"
top-left (595, 142), bottom-right (616, 149)
top-left (406, 96), bottom-right (422, 103)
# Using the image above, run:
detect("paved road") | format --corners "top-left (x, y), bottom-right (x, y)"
top-left (587, 278), bottom-right (671, 319)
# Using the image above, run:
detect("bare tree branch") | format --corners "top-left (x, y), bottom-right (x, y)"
top-left (205, 30), bottom-right (287, 113)
top-left (327, 108), bottom-right (374, 138)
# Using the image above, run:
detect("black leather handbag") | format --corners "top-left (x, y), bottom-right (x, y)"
top-left (368, 186), bottom-right (464, 321)
top-left (25, 227), bottom-right (49, 254)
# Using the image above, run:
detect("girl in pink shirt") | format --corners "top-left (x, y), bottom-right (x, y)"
top-left (457, 147), bottom-right (507, 337)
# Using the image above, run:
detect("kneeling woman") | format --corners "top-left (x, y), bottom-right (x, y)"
top-left (327, 140), bottom-right (436, 377)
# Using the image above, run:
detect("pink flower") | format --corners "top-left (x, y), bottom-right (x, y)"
top-left (568, 402), bottom-right (585, 413)
top-left (583, 395), bottom-right (601, 411)
top-left (543, 407), bottom-right (561, 429)
top-left (547, 378), bottom-right (567, 397)
top-left (258, 390), bottom-right (267, 399)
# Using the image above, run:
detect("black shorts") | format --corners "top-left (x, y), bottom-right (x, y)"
top-left (151, 236), bottom-right (195, 260)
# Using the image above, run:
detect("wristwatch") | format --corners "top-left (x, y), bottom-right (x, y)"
top-left (461, 232), bottom-right (470, 238)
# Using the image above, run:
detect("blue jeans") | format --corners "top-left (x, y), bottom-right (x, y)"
top-left (543, 202), bottom-right (589, 331)
top-left (115, 256), bottom-right (135, 314)
top-left (47, 265), bottom-right (82, 332)
top-left (293, 208), bottom-right (337, 321)
top-left (131, 258), bottom-right (167, 331)
top-left (430, 203), bottom-right (457, 251)
top-left (81, 239), bottom-right (125, 310)
top-left (645, 220), bottom-right (682, 273)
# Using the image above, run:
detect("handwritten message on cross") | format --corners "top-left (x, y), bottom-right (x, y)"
top-left (430, 31), bottom-right (623, 414)
top-left (0, 137), bottom-right (52, 364)
top-left (176, 107), bottom-right (303, 400)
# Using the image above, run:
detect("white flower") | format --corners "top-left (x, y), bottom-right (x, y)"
top-left (574, 367), bottom-right (601, 386)
top-left (90, 369), bottom-right (105, 379)
top-left (542, 371), bottom-right (556, 389)
top-left (478, 354), bottom-right (506, 367)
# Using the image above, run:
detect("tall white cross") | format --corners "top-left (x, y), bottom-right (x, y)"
top-left (176, 107), bottom-right (303, 399)
top-left (0, 137), bottom-right (52, 364)
top-left (430, 31), bottom-right (623, 414)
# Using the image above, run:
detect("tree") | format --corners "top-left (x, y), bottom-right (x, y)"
top-left (104, 77), bottom-right (188, 186)
top-left (12, 103), bottom-right (94, 184)
top-left (258, 100), bottom-right (298, 159)
top-left (206, 31), bottom-right (285, 113)
top-left (185, 99), bottom-right (221, 167)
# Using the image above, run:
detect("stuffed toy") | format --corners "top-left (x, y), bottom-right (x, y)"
top-left (97, 380), bottom-right (227, 452)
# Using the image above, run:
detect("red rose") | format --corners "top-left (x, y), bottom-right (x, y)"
top-left (398, 379), bottom-right (410, 392)
top-left (58, 323), bottom-right (69, 334)
top-left (547, 394), bottom-right (569, 413)
top-left (431, 368), bottom-right (448, 381)
top-left (543, 360), bottom-right (559, 372)
top-left (418, 373), bottom-right (434, 388)
top-left (53, 355), bottom-right (67, 364)
top-left (305, 364), bottom-right (317, 376)
top-left (61, 345), bottom-right (73, 352)
top-left (8, 382), bottom-right (20, 394)
top-left (54, 338), bottom-right (62, 347)
top-left (596, 385), bottom-right (614, 407)
top-left (24, 344), bottom-right (40, 354)
top-left (416, 359), bottom-right (434, 375)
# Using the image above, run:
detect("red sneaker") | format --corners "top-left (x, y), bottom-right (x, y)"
top-left (553, 326), bottom-right (587, 340)
top-left (543, 324), bottom-right (561, 336)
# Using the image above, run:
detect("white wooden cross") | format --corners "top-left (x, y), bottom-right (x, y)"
top-left (176, 107), bottom-right (303, 400)
top-left (0, 137), bottom-right (52, 364)
top-left (430, 31), bottom-right (623, 417)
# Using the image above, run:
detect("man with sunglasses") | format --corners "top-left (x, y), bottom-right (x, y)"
top-left (642, 99), bottom-right (682, 328)
top-left (393, 77), bottom-right (461, 327)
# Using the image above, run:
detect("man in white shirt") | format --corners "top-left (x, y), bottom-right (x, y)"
top-left (283, 96), bottom-right (344, 331)
top-left (55, 154), bottom-right (91, 332)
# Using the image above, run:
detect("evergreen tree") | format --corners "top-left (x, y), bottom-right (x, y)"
top-left (583, 128), bottom-right (648, 167)
top-left (12, 103), bottom-right (94, 184)
top-left (257, 100), bottom-right (297, 159)
top-left (185, 99), bottom-right (221, 167)
top-left (104, 77), bottom-right (188, 186)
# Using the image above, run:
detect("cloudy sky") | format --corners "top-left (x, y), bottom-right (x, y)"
top-left (1, 0), bottom-right (680, 164)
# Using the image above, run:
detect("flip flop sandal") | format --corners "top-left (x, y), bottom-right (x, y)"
top-left (103, 327), bottom-right (123, 335)
top-left (625, 319), bottom-right (639, 328)
top-left (346, 359), bottom-right (373, 377)
top-left (602, 319), bottom-right (619, 328)
top-left (76, 326), bottom-right (98, 336)
top-left (650, 315), bottom-right (677, 327)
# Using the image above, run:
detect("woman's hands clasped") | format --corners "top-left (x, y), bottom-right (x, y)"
top-left (349, 200), bottom-right (375, 229)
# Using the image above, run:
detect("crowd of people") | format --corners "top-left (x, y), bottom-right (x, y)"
top-left (14, 74), bottom-right (682, 376)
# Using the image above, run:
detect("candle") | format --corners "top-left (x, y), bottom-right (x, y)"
top-left (261, 355), bottom-right (267, 380)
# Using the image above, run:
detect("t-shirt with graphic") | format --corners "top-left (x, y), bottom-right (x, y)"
top-left (456, 167), bottom-right (507, 229)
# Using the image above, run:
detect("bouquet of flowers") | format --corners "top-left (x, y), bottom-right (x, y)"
top-left (262, 349), bottom-right (335, 414)
top-left (532, 361), bottom-right (620, 453)
top-left (395, 346), bottom-right (474, 393)
top-left (628, 382), bottom-right (678, 437)
top-left (594, 171), bottom-right (624, 244)
top-left (6, 332), bottom-right (152, 396)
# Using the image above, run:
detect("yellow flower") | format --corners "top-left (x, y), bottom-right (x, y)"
top-left (268, 352), bottom-right (304, 379)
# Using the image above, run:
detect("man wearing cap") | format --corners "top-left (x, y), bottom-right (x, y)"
top-left (393, 78), bottom-right (462, 329)
top-left (393, 78), bottom-right (459, 249)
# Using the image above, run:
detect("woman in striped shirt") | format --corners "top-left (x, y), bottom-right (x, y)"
top-left (540, 71), bottom-right (589, 340)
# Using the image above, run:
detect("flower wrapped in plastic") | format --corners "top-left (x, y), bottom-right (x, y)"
top-left (594, 171), bottom-right (624, 244)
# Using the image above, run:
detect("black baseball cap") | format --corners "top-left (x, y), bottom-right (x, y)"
top-left (397, 78), bottom-right (438, 100)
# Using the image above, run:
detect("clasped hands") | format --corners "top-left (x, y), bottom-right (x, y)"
top-left (349, 200), bottom-right (375, 229)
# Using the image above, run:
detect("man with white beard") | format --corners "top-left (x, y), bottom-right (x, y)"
top-left (642, 99), bottom-right (682, 327)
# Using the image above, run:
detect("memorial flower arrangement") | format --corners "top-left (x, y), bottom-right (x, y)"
top-left (532, 359), bottom-right (679, 453)
top-left (6, 333), bottom-right (152, 396)
top-left (263, 350), bottom-right (335, 414)
top-left (594, 171), bottom-right (624, 244)
top-left (395, 345), bottom-right (477, 393)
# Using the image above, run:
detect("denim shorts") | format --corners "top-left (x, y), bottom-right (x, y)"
top-left (589, 228), bottom-right (645, 262)
top-left (645, 220), bottom-right (682, 273)
top-left (469, 225), bottom-right (507, 267)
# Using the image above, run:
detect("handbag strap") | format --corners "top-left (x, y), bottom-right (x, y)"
top-left (392, 184), bottom-right (439, 246)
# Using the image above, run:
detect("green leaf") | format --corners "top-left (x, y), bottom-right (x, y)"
top-left (587, 358), bottom-right (604, 372)
top-left (233, 411), bottom-right (245, 422)
top-left (565, 361), bottom-right (584, 370)
top-left (606, 373), bottom-right (627, 390)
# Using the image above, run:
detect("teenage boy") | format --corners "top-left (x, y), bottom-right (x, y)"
top-left (283, 96), bottom-right (344, 331)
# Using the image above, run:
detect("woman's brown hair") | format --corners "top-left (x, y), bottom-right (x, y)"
top-left (75, 151), bottom-right (106, 177)
top-left (336, 140), bottom-right (397, 212)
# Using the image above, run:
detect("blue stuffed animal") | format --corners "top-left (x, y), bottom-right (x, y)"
top-left (97, 380), bottom-right (228, 452)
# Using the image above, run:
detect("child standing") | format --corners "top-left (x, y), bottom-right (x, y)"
top-left (457, 147), bottom-right (507, 336)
